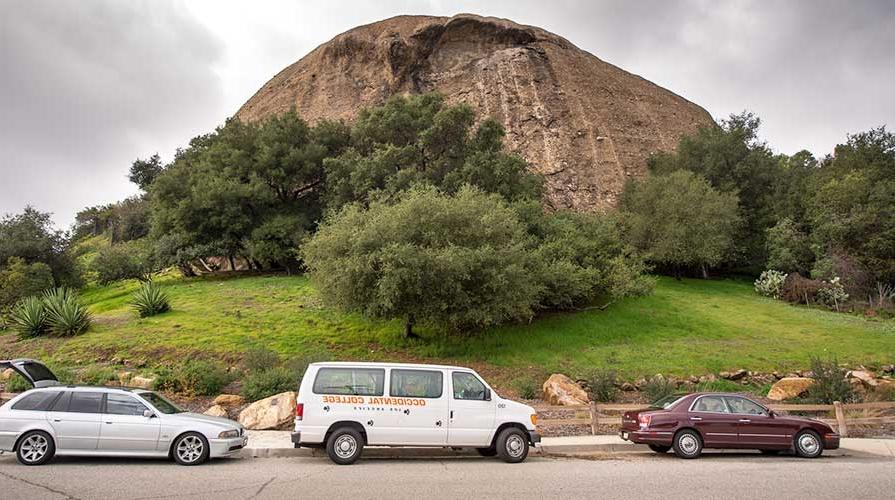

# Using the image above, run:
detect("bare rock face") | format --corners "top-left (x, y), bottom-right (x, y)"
top-left (543, 373), bottom-right (589, 406)
top-left (236, 14), bottom-right (714, 211)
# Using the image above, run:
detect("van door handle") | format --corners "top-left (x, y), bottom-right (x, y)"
top-left (450, 410), bottom-right (454, 419)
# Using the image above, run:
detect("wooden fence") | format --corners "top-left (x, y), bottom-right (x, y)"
top-left (533, 401), bottom-right (895, 437)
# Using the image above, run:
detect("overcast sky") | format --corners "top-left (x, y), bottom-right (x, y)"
top-left (2, 0), bottom-right (893, 228)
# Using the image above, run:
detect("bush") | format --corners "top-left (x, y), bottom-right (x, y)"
top-left (154, 360), bottom-right (231, 396)
top-left (754, 270), bottom-right (787, 299)
top-left (42, 287), bottom-right (91, 336)
top-left (131, 280), bottom-right (170, 317)
top-left (91, 240), bottom-right (153, 284)
top-left (780, 273), bottom-right (824, 304)
top-left (9, 296), bottom-right (48, 338)
top-left (4, 373), bottom-right (32, 392)
top-left (0, 257), bottom-right (54, 310)
top-left (512, 377), bottom-right (539, 400)
top-left (805, 357), bottom-right (856, 404)
top-left (586, 370), bottom-right (619, 402)
top-left (643, 376), bottom-right (677, 403)
top-left (241, 366), bottom-right (297, 402)
top-left (78, 366), bottom-right (118, 386)
top-left (816, 277), bottom-right (849, 310)
top-left (242, 347), bottom-right (280, 372)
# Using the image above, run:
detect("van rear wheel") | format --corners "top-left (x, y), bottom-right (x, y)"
top-left (326, 427), bottom-right (364, 465)
top-left (496, 428), bottom-right (529, 463)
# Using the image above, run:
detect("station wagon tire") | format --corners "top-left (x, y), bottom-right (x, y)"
top-left (794, 430), bottom-right (823, 458)
top-left (476, 446), bottom-right (498, 457)
top-left (16, 431), bottom-right (55, 466)
top-left (326, 427), bottom-right (364, 465)
top-left (648, 444), bottom-right (671, 454)
top-left (496, 428), bottom-right (529, 463)
top-left (672, 429), bottom-right (703, 459)
top-left (172, 432), bottom-right (210, 466)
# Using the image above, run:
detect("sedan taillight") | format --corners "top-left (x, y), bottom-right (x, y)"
top-left (295, 402), bottom-right (304, 420)
top-left (638, 414), bottom-right (652, 430)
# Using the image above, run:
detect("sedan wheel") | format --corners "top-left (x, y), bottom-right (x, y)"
top-left (794, 430), bottom-right (823, 458)
top-left (672, 429), bottom-right (703, 459)
top-left (173, 432), bottom-right (210, 466)
top-left (17, 431), bottom-right (55, 466)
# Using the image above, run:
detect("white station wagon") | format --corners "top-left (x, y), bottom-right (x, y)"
top-left (0, 359), bottom-right (247, 466)
top-left (292, 362), bottom-right (540, 464)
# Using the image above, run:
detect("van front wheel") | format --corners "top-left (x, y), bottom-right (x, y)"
top-left (496, 428), bottom-right (529, 463)
top-left (326, 427), bottom-right (364, 465)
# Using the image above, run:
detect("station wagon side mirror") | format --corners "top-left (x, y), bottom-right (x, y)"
top-left (143, 409), bottom-right (156, 418)
top-left (484, 388), bottom-right (491, 401)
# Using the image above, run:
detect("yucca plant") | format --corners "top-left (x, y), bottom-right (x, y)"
top-left (9, 296), bottom-right (48, 339)
top-left (42, 287), bottom-right (91, 336)
top-left (132, 280), bottom-right (170, 317)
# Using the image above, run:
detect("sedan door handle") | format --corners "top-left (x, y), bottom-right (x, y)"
top-left (739, 419), bottom-right (751, 423)
top-left (689, 416), bottom-right (702, 421)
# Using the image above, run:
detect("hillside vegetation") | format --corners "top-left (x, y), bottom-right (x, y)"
top-left (2, 274), bottom-right (892, 387)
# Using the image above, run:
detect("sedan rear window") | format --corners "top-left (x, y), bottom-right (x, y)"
top-left (313, 368), bottom-right (385, 396)
top-left (649, 394), bottom-right (686, 409)
top-left (11, 391), bottom-right (61, 411)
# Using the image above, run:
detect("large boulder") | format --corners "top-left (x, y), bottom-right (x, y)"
top-left (847, 370), bottom-right (879, 387)
top-left (1, 368), bottom-right (15, 381)
top-left (543, 374), bottom-right (589, 406)
top-left (767, 377), bottom-right (814, 401)
top-left (129, 376), bottom-right (156, 390)
top-left (238, 391), bottom-right (297, 430)
top-left (214, 394), bottom-right (245, 407)
top-left (204, 405), bottom-right (229, 418)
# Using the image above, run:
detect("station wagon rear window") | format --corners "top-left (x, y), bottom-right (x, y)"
top-left (11, 391), bottom-right (61, 411)
top-left (313, 368), bottom-right (385, 396)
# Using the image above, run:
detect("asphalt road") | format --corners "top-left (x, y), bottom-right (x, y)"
top-left (1, 452), bottom-right (894, 500)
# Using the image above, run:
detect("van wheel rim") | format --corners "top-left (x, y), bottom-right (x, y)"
top-left (799, 434), bottom-right (819, 455)
top-left (679, 434), bottom-right (699, 455)
top-left (21, 435), bottom-right (48, 462)
top-left (177, 436), bottom-right (204, 463)
top-left (506, 435), bottom-right (525, 458)
top-left (335, 435), bottom-right (357, 459)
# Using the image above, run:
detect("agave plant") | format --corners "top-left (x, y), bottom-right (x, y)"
top-left (9, 296), bottom-right (48, 339)
top-left (132, 280), bottom-right (170, 317)
top-left (42, 287), bottom-right (91, 336)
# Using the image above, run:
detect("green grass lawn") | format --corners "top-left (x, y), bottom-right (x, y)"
top-left (2, 273), bottom-right (893, 387)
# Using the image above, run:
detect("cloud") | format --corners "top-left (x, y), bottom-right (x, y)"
top-left (0, 0), bottom-right (226, 227)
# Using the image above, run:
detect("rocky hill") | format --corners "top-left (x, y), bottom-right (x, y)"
top-left (236, 14), bottom-right (715, 210)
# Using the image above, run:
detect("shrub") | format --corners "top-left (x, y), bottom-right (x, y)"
top-left (78, 366), bottom-right (118, 386)
top-left (754, 270), bottom-right (787, 299)
top-left (0, 257), bottom-right (54, 310)
top-left (512, 377), bottom-right (539, 400)
top-left (643, 376), bottom-right (677, 403)
top-left (91, 240), bottom-right (153, 284)
top-left (42, 287), bottom-right (91, 336)
top-left (131, 280), bottom-right (170, 317)
top-left (805, 357), bottom-right (856, 404)
top-left (9, 296), bottom-right (48, 338)
top-left (4, 372), bottom-right (32, 392)
top-left (816, 277), bottom-right (849, 310)
top-left (154, 360), bottom-right (231, 396)
top-left (586, 370), bottom-right (619, 402)
top-left (241, 366), bottom-right (297, 402)
top-left (242, 347), bottom-right (280, 372)
top-left (780, 273), bottom-right (824, 304)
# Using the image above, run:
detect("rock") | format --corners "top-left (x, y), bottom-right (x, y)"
top-left (214, 394), bottom-right (246, 407)
top-left (634, 378), bottom-right (648, 390)
top-left (883, 365), bottom-right (895, 374)
top-left (799, 370), bottom-right (814, 378)
top-left (719, 371), bottom-right (731, 380)
top-left (728, 369), bottom-right (748, 381)
top-left (767, 377), bottom-right (814, 401)
top-left (204, 405), bottom-right (229, 418)
top-left (234, 14), bottom-right (714, 212)
top-left (849, 378), bottom-right (867, 396)
top-left (238, 391), bottom-right (297, 430)
top-left (847, 370), bottom-right (879, 387)
top-left (688, 375), bottom-right (699, 384)
top-left (542, 374), bottom-right (589, 406)
top-left (129, 376), bottom-right (156, 390)
top-left (772, 371), bottom-right (782, 380)
top-left (620, 382), bottom-right (636, 392)
top-left (1, 368), bottom-right (15, 381)
top-left (118, 371), bottom-right (133, 386)
top-left (876, 379), bottom-right (895, 392)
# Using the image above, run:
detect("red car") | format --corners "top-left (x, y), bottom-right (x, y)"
top-left (619, 392), bottom-right (839, 459)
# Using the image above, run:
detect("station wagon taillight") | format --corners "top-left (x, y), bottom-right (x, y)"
top-left (638, 414), bottom-right (651, 430)
top-left (295, 403), bottom-right (304, 420)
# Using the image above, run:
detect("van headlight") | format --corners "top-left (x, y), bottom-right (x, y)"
top-left (218, 429), bottom-right (240, 439)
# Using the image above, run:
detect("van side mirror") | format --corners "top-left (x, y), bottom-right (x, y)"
top-left (484, 388), bottom-right (491, 401)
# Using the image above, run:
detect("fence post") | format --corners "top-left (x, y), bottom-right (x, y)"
top-left (589, 402), bottom-right (598, 435)
top-left (833, 401), bottom-right (848, 437)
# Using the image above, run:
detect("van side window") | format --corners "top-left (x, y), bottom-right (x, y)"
top-left (11, 391), bottom-right (61, 411)
top-left (390, 370), bottom-right (443, 399)
top-left (452, 372), bottom-right (487, 400)
top-left (312, 368), bottom-right (385, 396)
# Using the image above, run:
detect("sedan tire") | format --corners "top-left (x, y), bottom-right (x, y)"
top-left (172, 432), bottom-right (210, 466)
top-left (326, 427), bottom-right (364, 465)
top-left (16, 431), bottom-right (55, 466)
top-left (672, 429), bottom-right (703, 459)
top-left (794, 430), bottom-right (824, 458)
top-left (648, 444), bottom-right (671, 454)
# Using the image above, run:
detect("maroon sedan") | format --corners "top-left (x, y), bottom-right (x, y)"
top-left (619, 392), bottom-right (839, 459)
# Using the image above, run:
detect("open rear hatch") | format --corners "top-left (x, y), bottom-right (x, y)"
top-left (0, 359), bottom-right (60, 388)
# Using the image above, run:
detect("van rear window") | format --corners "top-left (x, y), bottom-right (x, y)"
top-left (312, 368), bottom-right (385, 396)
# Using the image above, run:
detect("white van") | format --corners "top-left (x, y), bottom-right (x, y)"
top-left (291, 362), bottom-right (540, 464)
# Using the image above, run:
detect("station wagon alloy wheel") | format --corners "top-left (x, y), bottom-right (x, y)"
top-left (173, 433), bottom-right (210, 466)
top-left (15, 431), bottom-right (55, 466)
